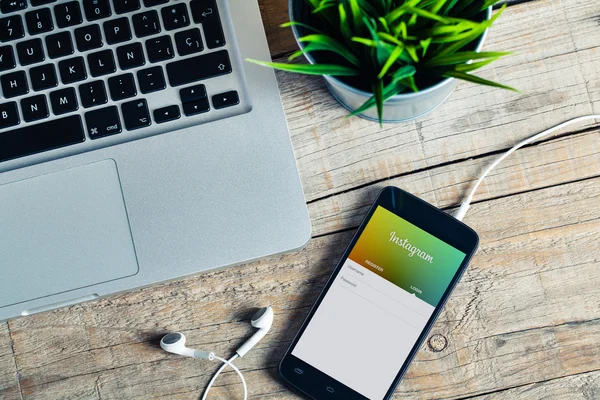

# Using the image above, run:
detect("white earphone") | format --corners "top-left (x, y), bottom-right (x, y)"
top-left (160, 306), bottom-right (274, 400)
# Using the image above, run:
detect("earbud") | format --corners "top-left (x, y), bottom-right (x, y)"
top-left (160, 332), bottom-right (215, 360)
top-left (235, 306), bottom-right (274, 357)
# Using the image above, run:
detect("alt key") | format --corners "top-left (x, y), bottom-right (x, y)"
top-left (212, 90), bottom-right (239, 110)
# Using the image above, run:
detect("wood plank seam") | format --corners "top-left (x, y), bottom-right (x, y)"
top-left (6, 323), bottom-right (24, 400)
top-left (305, 125), bottom-right (599, 208)
top-left (471, 317), bottom-right (600, 344)
top-left (308, 127), bottom-right (600, 239)
top-left (453, 367), bottom-right (600, 400)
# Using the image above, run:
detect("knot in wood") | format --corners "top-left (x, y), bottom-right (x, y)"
top-left (428, 334), bottom-right (448, 352)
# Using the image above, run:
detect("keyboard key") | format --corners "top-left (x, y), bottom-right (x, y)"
top-left (154, 104), bottom-right (180, 124)
top-left (137, 66), bottom-right (165, 94)
top-left (83, 0), bottom-right (112, 21)
top-left (108, 73), bottom-right (136, 101)
top-left (16, 38), bottom-right (45, 65)
top-left (116, 42), bottom-right (144, 69)
top-left (29, 63), bottom-right (58, 91)
top-left (31, 0), bottom-right (58, 5)
top-left (0, 15), bottom-right (25, 42)
top-left (212, 90), bottom-right (239, 109)
top-left (79, 80), bottom-right (107, 108)
top-left (0, 45), bottom-right (15, 72)
top-left (21, 94), bottom-right (49, 122)
top-left (161, 3), bottom-right (189, 31)
top-left (121, 98), bottom-right (150, 130)
top-left (58, 56), bottom-right (87, 84)
top-left (0, 115), bottom-right (84, 163)
top-left (113, 0), bottom-right (140, 15)
top-left (182, 98), bottom-right (209, 116)
top-left (103, 17), bottom-right (131, 44)
top-left (45, 31), bottom-right (74, 59)
top-left (25, 8), bottom-right (53, 35)
top-left (49, 87), bottom-right (78, 115)
top-left (175, 28), bottom-right (203, 56)
top-left (54, 1), bottom-right (82, 28)
top-left (1, 0), bottom-right (27, 14)
top-left (88, 49), bottom-right (115, 77)
top-left (132, 10), bottom-right (160, 38)
top-left (145, 35), bottom-right (173, 63)
top-left (74, 24), bottom-right (103, 52)
top-left (144, 0), bottom-right (168, 6)
top-left (0, 101), bottom-right (19, 129)
top-left (190, 0), bottom-right (225, 49)
top-left (85, 105), bottom-right (122, 139)
top-left (1, 70), bottom-right (28, 98)
top-left (179, 83), bottom-right (205, 103)
top-left (166, 49), bottom-right (231, 87)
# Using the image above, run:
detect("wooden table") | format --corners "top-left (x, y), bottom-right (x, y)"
top-left (2, 1), bottom-right (600, 399)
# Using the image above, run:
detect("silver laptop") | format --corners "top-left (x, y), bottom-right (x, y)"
top-left (0, 0), bottom-right (311, 321)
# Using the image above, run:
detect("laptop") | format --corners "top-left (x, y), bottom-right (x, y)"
top-left (0, 0), bottom-right (311, 321)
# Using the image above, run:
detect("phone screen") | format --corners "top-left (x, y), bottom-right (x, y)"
top-left (291, 205), bottom-right (467, 399)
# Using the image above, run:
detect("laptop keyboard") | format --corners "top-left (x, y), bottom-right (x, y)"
top-left (0, 0), bottom-right (251, 165)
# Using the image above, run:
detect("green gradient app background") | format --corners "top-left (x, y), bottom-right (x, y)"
top-left (349, 206), bottom-right (466, 306)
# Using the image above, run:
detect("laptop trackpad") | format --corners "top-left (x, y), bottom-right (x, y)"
top-left (0, 159), bottom-right (139, 308)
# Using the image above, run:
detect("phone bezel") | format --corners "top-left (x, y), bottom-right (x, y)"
top-left (278, 186), bottom-right (479, 400)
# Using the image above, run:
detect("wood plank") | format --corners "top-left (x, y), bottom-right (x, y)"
top-left (467, 370), bottom-right (600, 400)
top-left (6, 176), bottom-right (600, 399)
top-left (0, 323), bottom-right (21, 400)
top-left (258, 0), bottom-right (295, 58)
top-left (308, 128), bottom-right (600, 236)
top-left (278, 0), bottom-right (600, 202)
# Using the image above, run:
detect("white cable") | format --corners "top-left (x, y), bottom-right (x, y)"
top-left (454, 115), bottom-right (600, 221)
top-left (202, 354), bottom-right (247, 400)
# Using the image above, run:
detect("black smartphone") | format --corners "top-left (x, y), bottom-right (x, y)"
top-left (279, 186), bottom-right (479, 400)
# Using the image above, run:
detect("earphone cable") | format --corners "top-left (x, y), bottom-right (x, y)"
top-left (454, 115), bottom-right (600, 221)
top-left (202, 354), bottom-right (247, 400)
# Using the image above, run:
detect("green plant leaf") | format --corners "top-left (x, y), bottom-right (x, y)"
top-left (402, 5), bottom-right (451, 24)
top-left (391, 65), bottom-right (417, 83)
top-left (420, 38), bottom-right (432, 56)
top-left (454, 57), bottom-right (498, 72)
top-left (312, 0), bottom-right (337, 13)
top-left (406, 45), bottom-right (419, 62)
top-left (378, 17), bottom-right (390, 33)
top-left (443, 70), bottom-right (519, 91)
top-left (299, 34), bottom-right (360, 65)
top-left (351, 37), bottom-right (378, 47)
top-left (245, 59), bottom-right (360, 76)
top-left (377, 32), bottom-right (403, 46)
top-left (481, 0), bottom-right (501, 10)
top-left (348, 81), bottom-right (404, 118)
top-left (426, 51), bottom-right (511, 66)
top-left (280, 21), bottom-right (323, 34)
top-left (349, 0), bottom-right (363, 29)
top-left (338, 4), bottom-right (353, 39)
top-left (378, 45), bottom-right (405, 78)
top-left (374, 79), bottom-right (384, 126)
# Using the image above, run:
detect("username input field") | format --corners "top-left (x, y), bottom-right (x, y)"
top-left (339, 259), bottom-right (434, 327)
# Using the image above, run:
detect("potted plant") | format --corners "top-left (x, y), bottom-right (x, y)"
top-left (248, 0), bottom-right (517, 124)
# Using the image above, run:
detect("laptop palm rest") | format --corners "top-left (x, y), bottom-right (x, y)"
top-left (0, 159), bottom-right (139, 309)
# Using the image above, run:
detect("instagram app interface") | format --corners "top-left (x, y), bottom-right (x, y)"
top-left (292, 206), bottom-right (466, 399)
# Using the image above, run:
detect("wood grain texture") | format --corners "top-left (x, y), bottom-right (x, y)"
top-left (0, 323), bottom-right (21, 400)
top-left (4, 176), bottom-right (600, 399)
top-left (468, 370), bottom-right (600, 400)
top-left (308, 128), bottom-right (600, 236)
